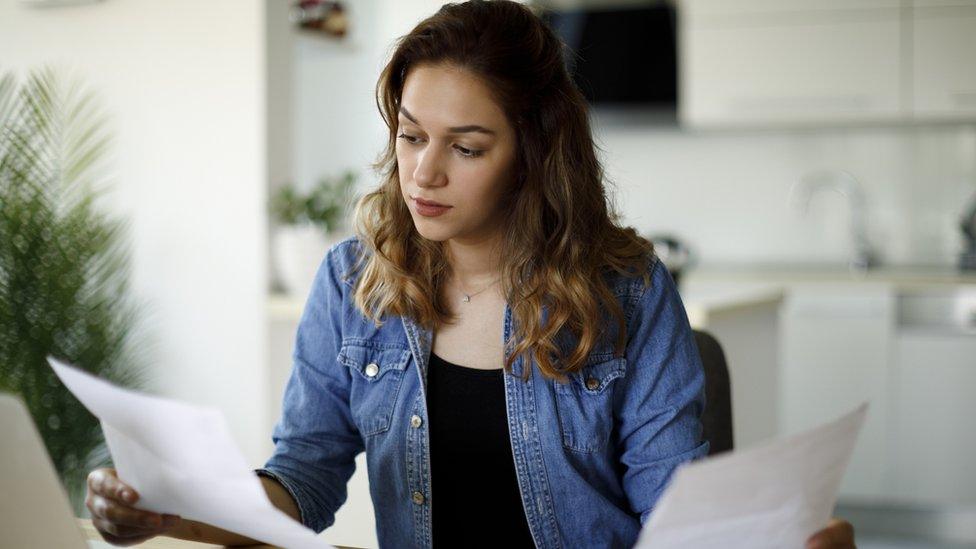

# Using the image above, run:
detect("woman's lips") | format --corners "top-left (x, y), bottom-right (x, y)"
top-left (413, 196), bottom-right (452, 217)
top-left (414, 196), bottom-right (449, 207)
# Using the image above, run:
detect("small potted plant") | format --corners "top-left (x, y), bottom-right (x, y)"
top-left (270, 170), bottom-right (357, 296)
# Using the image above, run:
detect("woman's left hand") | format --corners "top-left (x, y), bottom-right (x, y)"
top-left (805, 517), bottom-right (856, 548)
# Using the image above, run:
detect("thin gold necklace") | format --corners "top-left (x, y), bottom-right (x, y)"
top-left (456, 276), bottom-right (501, 303)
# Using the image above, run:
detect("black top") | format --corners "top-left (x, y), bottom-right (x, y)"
top-left (426, 351), bottom-right (536, 548)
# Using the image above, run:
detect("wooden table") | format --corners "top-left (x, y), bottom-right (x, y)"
top-left (78, 518), bottom-right (361, 549)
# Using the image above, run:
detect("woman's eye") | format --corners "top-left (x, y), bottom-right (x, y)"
top-left (397, 132), bottom-right (482, 159)
top-left (454, 145), bottom-right (483, 158)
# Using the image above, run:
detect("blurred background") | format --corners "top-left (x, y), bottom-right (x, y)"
top-left (1, 0), bottom-right (975, 548)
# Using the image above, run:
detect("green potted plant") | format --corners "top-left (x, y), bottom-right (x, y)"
top-left (269, 170), bottom-right (356, 295)
top-left (0, 68), bottom-right (147, 514)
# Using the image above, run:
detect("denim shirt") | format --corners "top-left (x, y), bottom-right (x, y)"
top-left (256, 236), bottom-right (709, 548)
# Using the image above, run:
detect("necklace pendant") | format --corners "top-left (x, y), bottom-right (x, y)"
top-left (462, 294), bottom-right (471, 303)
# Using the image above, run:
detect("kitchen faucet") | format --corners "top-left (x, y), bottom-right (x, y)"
top-left (789, 169), bottom-right (879, 272)
top-left (961, 190), bottom-right (976, 271)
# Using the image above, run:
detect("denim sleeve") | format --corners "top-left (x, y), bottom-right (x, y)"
top-left (614, 256), bottom-right (710, 526)
top-left (254, 245), bottom-right (365, 533)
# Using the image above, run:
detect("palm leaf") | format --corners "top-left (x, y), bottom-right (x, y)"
top-left (0, 66), bottom-right (147, 514)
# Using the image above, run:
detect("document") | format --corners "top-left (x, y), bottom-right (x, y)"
top-left (47, 356), bottom-right (336, 549)
top-left (635, 402), bottom-right (868, 549)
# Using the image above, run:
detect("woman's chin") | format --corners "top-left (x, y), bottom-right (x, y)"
top-left (413, 222), bottom-right (453, 242)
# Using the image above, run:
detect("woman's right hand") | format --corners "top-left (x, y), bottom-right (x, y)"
top-left (86, 468), bottom-right (182, 546)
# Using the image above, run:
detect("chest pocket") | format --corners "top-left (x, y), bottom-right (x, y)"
top-left (554, 354), bottom-right (626, 453)
top-left (338, 341), bottom-right (411, 437)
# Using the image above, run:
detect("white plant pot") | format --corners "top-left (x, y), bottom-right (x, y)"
top-left (273, 224), bottom-right (333, 298)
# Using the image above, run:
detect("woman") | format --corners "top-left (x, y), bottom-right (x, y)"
top-left (86, 1), bottom-right (855, 547)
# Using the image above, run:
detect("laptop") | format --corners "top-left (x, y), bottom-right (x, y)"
top-left (0, 392), bottom-right (114, 548)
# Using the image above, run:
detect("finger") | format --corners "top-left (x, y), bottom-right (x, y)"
top-left (91, 511), bottom-right (178, 543)
top-left (806, 518), bottom-right (855, 548)
top-left (89, 493), bottom-right (163, 530)
top-left (87, 468), bottom-right (108, 495)
top-left (88, 468), bottom-right (137, 504)
top-left (91, 516), bottom-right (152, 540)
top-left (824, 517), bottom-right (855, 543)
top-left (87, 469), bottom-right (113, 497)
top-left (98, 530), bottom-right (155, 547)
top-left (89, 469), bottom-right (139, 504)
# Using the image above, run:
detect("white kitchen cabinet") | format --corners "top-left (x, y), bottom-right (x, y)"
top-left (679, 0), bottom-right (903, 127)
top-left (779, 284), bottom-right (895, 501)
top-left (911, 0), bottom-right (976, 120)
top-left (890, 332), bottom-right (976, 505)
top-left (888, 287), bottom-right (976, 506)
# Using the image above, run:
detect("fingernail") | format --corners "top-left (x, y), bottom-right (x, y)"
top-left (122, 489), bottom-right (135, 502)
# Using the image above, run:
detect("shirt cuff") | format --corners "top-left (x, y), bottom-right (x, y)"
top-left (253, 467), bottom-right (315, 531)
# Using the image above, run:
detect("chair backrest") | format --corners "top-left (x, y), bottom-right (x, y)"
top-left (692, 330), bottom-right (734, 456)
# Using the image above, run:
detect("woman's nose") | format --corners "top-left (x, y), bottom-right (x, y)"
top-left (414, 146), bottom-right (447, 187)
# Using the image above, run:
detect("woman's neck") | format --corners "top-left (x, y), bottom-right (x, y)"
top-left (445, 235), bottom-right (503, 285)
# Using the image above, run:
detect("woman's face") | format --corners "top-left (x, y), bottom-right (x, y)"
top-left (396, 63), bottom-right (518, 245)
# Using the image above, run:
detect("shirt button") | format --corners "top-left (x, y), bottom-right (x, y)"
top-left (585, 377), bottom-right (599, 391)
top-left (364, 363), bottom-right (379, 377)
top-left (410, 415), bottom-right (423, 428)
top-left (412, 491), bottom-right (425, 505)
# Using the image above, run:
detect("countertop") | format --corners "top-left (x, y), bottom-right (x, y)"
top-left (678, 281), bottom-right (785, 329)
top-left (268, 264), bottom-right (976, 327)
top-left (269, 282), bottom-right (789, 329)
top-left (682, 263), bottom-right (976, 287)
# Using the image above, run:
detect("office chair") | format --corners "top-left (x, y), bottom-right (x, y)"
top-left (692, 329), bottom-right (734, 456)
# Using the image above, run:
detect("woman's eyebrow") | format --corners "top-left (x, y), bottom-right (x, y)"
top-left (399, 106), bottom-right (495, 135)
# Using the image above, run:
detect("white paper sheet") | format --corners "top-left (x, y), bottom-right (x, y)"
top-left (635, 402), bottom-right (869, 549)
top-left (47, 356), bottom-right (336, 549)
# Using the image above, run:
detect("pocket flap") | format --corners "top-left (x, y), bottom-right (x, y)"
top-left (337, 340), bottom-right (411, 381)
top-left (561, 355), bottom-right (626, 394)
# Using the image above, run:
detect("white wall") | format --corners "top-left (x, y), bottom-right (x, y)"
top-left (0, 0), bottom-right (271, 466)
top-left (593, 119), bottom-right (976, 268)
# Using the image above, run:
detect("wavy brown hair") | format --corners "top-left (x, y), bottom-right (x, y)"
top-left (351, 0), bottom-right (654, 382)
